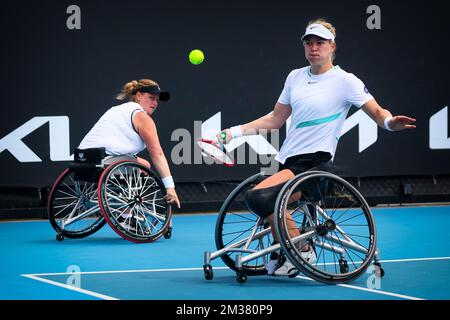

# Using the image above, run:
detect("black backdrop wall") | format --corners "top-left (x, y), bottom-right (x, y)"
top-left (1, 0), bottom-right (449, 188)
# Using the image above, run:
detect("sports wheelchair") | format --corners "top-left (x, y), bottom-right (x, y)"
top-left (48, 147), bottom-right (172, 243)
top-left (203, 171), bottom-right (385, 284)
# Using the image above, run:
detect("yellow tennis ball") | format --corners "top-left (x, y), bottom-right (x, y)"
top-left (189, 49), bottom-right (204, 65)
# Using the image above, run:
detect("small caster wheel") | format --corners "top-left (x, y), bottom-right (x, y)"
top-left (163, 227), bottom-right (172, 239)
top-left (203, 264), bottom-right (214, 280)
top-left (56, 233), bottom-right (64, 242)
top-left (373, 262), bottom-right (385, 278)
top-left (339, 258), bottom-right (349, 273)
top-left (236, 272), bottom-right (247, 284)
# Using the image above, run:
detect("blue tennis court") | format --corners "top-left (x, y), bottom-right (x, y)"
top-left (1, 204), bottom-right (449, 300)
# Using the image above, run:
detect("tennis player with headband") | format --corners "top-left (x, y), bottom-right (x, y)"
top-left (218, 18), bottom-right (416, 277)
top-left (79, 79), bottom-right (180, 209)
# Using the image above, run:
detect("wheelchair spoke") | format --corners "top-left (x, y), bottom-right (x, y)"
top-left (53, 199), bottom-right (79, 218)
top-left (54, 195), bottom-right (79, 201)
top-left (105, 191), bottom-right (129, 206)
top-left (336, 232), bottom-right (370, 240)
top-left (333, 229), bottom-right (370, 252)
top-left (315, 179), bottom-right (328, 218)
top-left (140, 202), bottom-right (167, 223)
top-left (331, 229), bottom-right (366, 266)
top-left (227, 211), bottom-right (259, 223)
top-left (107, 176), bottom-right (130, 196)
top-left (324, 236), bottom-right (339, 274)
top-left (223, 225), bottom-right (259, 246)
top-left (334, 211), bottom-right (365, 225)
top-left (59, 184), bottom-right (79, 198)
top-left (140, 179), bottom-right (157, 196)
top-left (109, 203), bottom-right (132, 220)
top-left (141, 191), bottom-right (165, 202)
top-left (329, 184), bottom-right (352, 219)
top-left (142, 198), bottom-right (166, 209)
top-left (54, 196), bottom-right (78, 208)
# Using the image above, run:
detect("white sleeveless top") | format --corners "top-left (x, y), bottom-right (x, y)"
top-left (79, 102), bottom-right (146, 155)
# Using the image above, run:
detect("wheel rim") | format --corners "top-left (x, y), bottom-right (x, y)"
top-left (48, 168), bottom-right (104, 236)
top-left (100, 162), bottom-right (170, 241)
top-left (276, 172), bottom-right (376, 282)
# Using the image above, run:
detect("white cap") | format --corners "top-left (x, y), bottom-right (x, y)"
top-left (301, 23), bottom-right (335, 41)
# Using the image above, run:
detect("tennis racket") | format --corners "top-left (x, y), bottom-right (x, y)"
top-left (197, 135), bottom-right (235, 167)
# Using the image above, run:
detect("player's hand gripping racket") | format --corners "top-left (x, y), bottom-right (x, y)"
top-left (197, 132), bottom-right (235, 167)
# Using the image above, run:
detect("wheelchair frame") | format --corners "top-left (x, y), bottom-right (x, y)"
top-left (48, 153), bottom-right (173, 243)
top-left (204, 171), bottom-right (385, 284)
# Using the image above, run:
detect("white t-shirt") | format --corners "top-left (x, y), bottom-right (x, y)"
top-left (276, 65), bottom-right (374, 164)
top-left (79, 102), bottom-right (146, 155)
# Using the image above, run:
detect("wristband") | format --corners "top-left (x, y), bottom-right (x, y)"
top-left (230, 125), bottom-right (243, 138)
top-left (384, 116), bottom-right (394, 131)
top-left (162, 176), bottom-right (175, 189)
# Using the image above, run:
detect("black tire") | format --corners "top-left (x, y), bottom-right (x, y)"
top-left (48, 168), bottom-right (106, 239)
top-left (374, 263), bottom-right (385, 278)
top-left (163, 227), bottom-right (172, 239)
top-left (274, 171), bottom-right (377, 284)
top-left (215, 172), bottom-right (274, 275)
top-left (236, 272), bottom-right (247, 283)
top-left (98, 161), bottom-right (172, 243)
top-left (204, 264), bottom-right (214, 280)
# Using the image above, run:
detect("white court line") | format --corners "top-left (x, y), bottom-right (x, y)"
top-left (21, 267), bottom-right (229, 301)
top-left (22, 266), bottom-right (229, 277)
top-left (295, 275), bottom-right (425, 300)
top-left (376, 256), bottom-right (450, 263)
top-left (23, 256), bottom-right (450, 277)
top-left (337, 283), bottom-right (424, 300)
top-left (21, 274), bottom-right (118, 300)
top-left (22, 256), bottom-right (450, 300)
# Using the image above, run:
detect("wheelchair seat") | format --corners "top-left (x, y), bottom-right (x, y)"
top-left (69, 147), bottom-right (107, 182)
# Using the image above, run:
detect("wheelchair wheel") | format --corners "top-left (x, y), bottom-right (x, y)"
top-left (274, 171), bottom-right (377, 284)
top-left (48, 168), bottom-right (106, 239)
top-left (215, 172), bottom-right (275, 275)
top-left (98, 161), bottom-right (172, 243)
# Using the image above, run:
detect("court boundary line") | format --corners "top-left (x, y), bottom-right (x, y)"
top-left (23, 256), bottom-right (450, 277)
top-left (21, 274), bottom-right (118, 300)
top-left (295, 276), bottom-right (424, 300)
top-left (22, 255), bottom-right (450, 301)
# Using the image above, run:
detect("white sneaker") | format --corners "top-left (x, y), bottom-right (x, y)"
top-left (274, 259), bottom-right (299, 278)
top-left (301, 246), bottom-right (317, 264)
top-left (266, 258), bottom-right (279, 275)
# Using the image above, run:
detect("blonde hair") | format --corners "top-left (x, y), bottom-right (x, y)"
top-left (116, 78), bottom-right (160, 101)
top-left (306, 18), bottom-right (337, 41)
top-left (306, 18), bottom-right (337, 61)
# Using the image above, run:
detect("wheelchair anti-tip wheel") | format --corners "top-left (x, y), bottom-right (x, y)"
top-left (215, 173), bottom-right (275, 276)
top-left (98, 161), bottom-right (172, 243)
top-left (48, 167), bottom-right (106, 240)
top-left (274, 171), bottom-right (377, 284)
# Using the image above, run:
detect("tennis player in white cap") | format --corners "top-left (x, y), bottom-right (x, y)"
top-left (218, 18), bottom-right (416, 277)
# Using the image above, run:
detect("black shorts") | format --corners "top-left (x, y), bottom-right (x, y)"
top-left (278, 151), bottom-right (333, 175)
